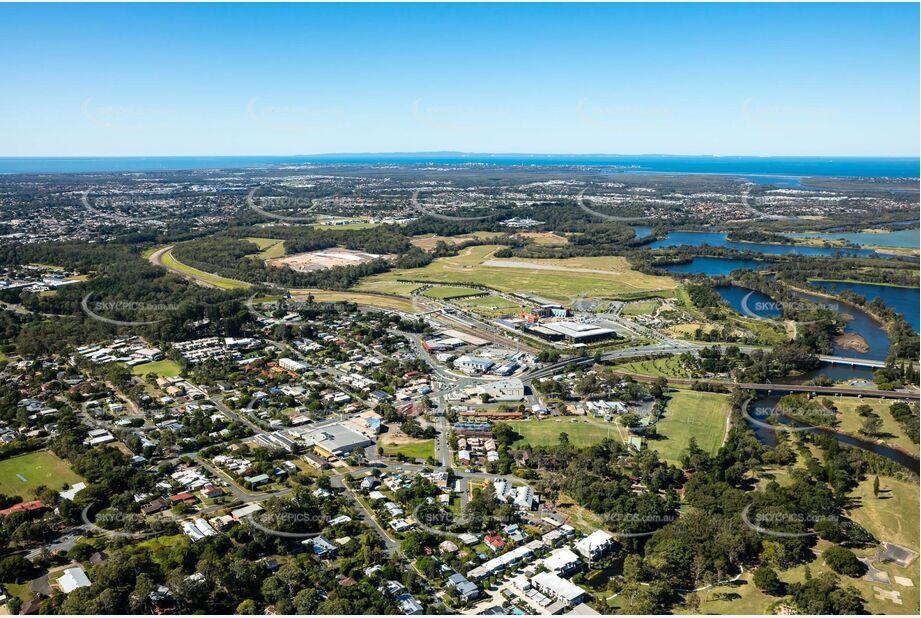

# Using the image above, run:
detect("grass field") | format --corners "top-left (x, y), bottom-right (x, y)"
top-left (381, 438), bottom-right (435, 460)
top-left (130, 359), bottom-right (182, 378)
top-left (244, 237), bottom-right (286, 259)
top-left (621, 299), bottom-right (660, 316)
top-left (648, 390), bottom-right (731, 465)
top-left (360, 245), bottom-right (676, 302)
top-left (421, 285), bottom-right (487, 300)
top-left (0, 451), bottom-right (84, 499)
top-left (456, 295), bottom-right (525, 318)
top-left (290, 289), bottom-right (418, 313)
top-left (828, 397), bottom-right (919, 457)
top-left (353, 280), bottom-right (423, 296)
top-left (410, 231), bottom-right (504, 250)
top-left (514, 231), bottom-right (568, 245)
top-left (617, 356), bottom-right (687, 378)
top-left (160, 249), bottom-right (252, 290)
top-left (847, 475), bottom-right (919, 552)
top-left (508, 417), bottom-right (623, 448)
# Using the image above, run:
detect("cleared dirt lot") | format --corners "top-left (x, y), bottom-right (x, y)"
top-left (270, 247), bottom-right (387, 272)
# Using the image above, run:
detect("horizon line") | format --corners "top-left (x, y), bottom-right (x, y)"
top-left (1, 152), bottom-right (919, 160)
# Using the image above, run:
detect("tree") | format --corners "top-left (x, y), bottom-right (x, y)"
top-left (558, 432), bottom-right (570, 446)
top-left (752, 566), bottom-right (784, 596)
top-left (0, 554), bottom-right (33, 583)
top-left (823, 546), bottom-right (864, 577)
top-left (236, 599), bottom-right (258, 614)
top-left (859, 413), bottom-right (882, 437)
top-left (873, 476), bottom-right (880, 498)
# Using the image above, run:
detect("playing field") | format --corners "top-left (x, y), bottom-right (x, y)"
top-left (508, 417), bottom-right (623, 448)
top-left (421, 286), bottom-right (487, 300)
top-left (244, 237), bottom-right (286, 259)
top-left (0, 451), bottom-right (84, 499)
top-left (130, 359), bottom-right (182, 378)
top-left (360, 245), bottom-right (677, 302)
top-left (621, 299), bottom-right (660, 316)
top-left (456, 295), bottom-right (525, 318)
top-left (647, 390), bottom-right (731, 465)
top-left (381, 438), bottom-right (435, 460)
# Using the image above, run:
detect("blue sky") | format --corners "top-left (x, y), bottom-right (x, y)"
top-left (0, 2), bottom-right (918, 157)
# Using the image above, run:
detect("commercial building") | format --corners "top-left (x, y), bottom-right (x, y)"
top-left (474, 378), bottom-right (525, 401)
top-left (454, 355), bottom-right (495, 374)
top-left (301, 423), bottom-right (374, 458)
top-left (536, 321), bottom-right (618, 344)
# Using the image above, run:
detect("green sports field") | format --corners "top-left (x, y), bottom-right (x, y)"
top-left (509, 417), bottom-right (623, 448)
top-left (647, 389), bottom-right (731, 464)
top-left (130, 359), bottom-right (182, 378)
top-left (0, 451), bottom-right (85, 499)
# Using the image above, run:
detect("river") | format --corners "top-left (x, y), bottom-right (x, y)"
top-left (647, 231), bottom-right (888, 258)
top-left (744, 395), bottom-right (920, 472)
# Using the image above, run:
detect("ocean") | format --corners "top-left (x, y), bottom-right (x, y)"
top-left (0, 154), bottom-right (918, 177)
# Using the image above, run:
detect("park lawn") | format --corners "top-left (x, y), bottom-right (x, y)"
top-left (130, 359), bottom-right (182, 378)
top-left (691, 571), bottom-right (774, 615)
top-left (160, 249), bottom-right (251, 290)
top-left (648, 390), bottom-right (731, 465)
top-left (846, 475), bottom-right (919, 553)
top-left (290, 289), bottom-right (418, 313)
top-left (621, 299), bottom-right (660, 316)
top-left (508, 417), bottom-right (623, 448)
top-left (0, 451), bottom-right (84, 499)
top-left (353, 280), bottom-right (422, 296)
top-left (381, 438), bottom-right (435, 461)
top-left (616, 356), bottom-right (686, 378)
top-left (456, 295), bottom-right (524, 318)
top-left (362, 245), bottom-right (676, 302)
top-left (829, 397), bottom-right (919, 458)
top-left (244, 237), bottom-right (286, 259)
top-left (421, 286), bottom-right (487, 300)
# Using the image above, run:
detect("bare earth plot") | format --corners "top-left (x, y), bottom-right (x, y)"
top-left (270, 247), bottom-right (388, 272)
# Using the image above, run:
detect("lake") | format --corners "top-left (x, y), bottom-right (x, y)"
top-left (632, 226), bottom-right (653, 239)
top-left (715, 286), bottom-right (782, 318)
top-left (809, 280), bottom-right (919, 333)
top-left (792, 289), bottom-right (890, 361)
top-left (662, 256), bottom-right (771, 277)
top-left (786, 227), bottom-right (919, 249)
top-left (647, 231), bottom-right (884, 258)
